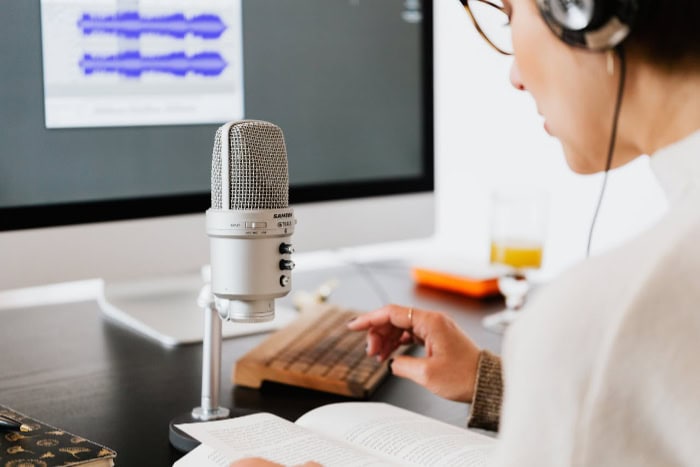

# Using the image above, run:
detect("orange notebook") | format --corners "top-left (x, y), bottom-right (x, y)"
top-left (411, 262), bottom-right (500, 299)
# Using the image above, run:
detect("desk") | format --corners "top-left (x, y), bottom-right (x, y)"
top-left (0, 259), bottom-right (503, 466)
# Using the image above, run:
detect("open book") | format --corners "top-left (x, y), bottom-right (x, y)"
top-left (175, 402), bottom-right (496, 467)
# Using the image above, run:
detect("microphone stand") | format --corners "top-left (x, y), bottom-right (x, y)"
top-left (168, 283), bottom-right (252, 452)
top-left (192, 284), bottom-right (230, 421)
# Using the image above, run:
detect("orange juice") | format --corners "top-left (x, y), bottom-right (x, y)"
top-left (490, 241), bottom-right (543, 269)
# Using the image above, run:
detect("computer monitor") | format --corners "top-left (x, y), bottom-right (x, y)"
top-left (0, 0), bottom-right (434, 342)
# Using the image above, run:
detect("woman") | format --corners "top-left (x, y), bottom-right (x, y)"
top-left (236, 0), bottom-right (700, 464)
top-left (350, 0), bottom-right (700, 465)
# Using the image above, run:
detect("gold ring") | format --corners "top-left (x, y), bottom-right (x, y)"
top-left (407, 307), bottom-right (413, 328)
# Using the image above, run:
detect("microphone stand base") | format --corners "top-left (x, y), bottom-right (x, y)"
top-left (192, 406), bottom-right (231, 420)
top-left (169, 407), bottom-right (258, 452)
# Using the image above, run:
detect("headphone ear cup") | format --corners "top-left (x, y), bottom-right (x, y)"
top-left (543, 0), bottom-right (597, 31)
top-left (536, 0), bottom-right (639, 51)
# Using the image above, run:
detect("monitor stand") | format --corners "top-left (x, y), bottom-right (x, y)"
top-left (98, 270), bottom-right (297, 347)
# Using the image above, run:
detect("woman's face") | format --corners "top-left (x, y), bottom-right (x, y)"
top-left (507, 0), bottom-right (629, 174)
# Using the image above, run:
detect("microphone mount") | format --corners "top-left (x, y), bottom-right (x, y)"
top-left (168, 281), bottom-right (257, 452)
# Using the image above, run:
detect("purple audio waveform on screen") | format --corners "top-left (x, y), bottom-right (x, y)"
top-left (79, 51), bottom-right (228, 77)
top-left (77, 12), bottom-right (227, 39)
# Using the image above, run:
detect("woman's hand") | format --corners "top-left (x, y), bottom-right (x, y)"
top-left (230, 458), bottom-right (321, 467)
top-left (230, 458), bottom-right (282, 467)
top-left (347, 304), bottom-right (481, 402)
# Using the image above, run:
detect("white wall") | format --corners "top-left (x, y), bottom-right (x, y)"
top-left (432, 1), bottom-right (668, 277)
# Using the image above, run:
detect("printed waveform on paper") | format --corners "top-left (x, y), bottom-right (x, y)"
top-left (79, 51), bottom-right (227, 77)
top-left (41, 0), bottom-right (243, 128)
top-left (77, 12), bottom-right (227, 39)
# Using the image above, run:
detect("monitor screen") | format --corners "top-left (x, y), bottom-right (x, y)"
top-left (0, 0), bottom-right (432, 230)
top-left (0, 0), bottom-right (434, 294)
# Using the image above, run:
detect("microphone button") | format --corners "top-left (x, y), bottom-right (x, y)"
top-left (279, 259), bottom-right (295, 271)
top-left (279, 243), bottom-right (295, 254)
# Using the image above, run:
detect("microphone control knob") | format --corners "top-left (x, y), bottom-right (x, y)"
top-left (280, 275), bottom-right (290, 287)
top-left (279, 243), bottom-right (295, 254)
top-left (279, 259), bottom-right (295, 271)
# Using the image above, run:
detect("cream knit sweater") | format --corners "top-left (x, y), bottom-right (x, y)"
top-left (491, 131), bottom-right (700, 466)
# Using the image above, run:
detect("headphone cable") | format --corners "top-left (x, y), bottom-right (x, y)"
top-left (586, 45), bottom-right (627, 257)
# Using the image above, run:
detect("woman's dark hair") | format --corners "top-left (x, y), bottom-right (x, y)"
top-left (626, 0), bottom-right (700, 70)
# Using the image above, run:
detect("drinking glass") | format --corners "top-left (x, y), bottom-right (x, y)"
top-left (483, 189), bottom-right (548, 333)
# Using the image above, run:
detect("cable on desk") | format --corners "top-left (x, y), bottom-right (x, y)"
top-left (332, 253), bottom-right (393, 306)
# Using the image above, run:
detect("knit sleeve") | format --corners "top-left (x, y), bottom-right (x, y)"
top-left (466, 349), bottom-right (503, 432)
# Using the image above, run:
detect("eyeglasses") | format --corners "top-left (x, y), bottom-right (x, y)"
top-left (460, 0), bottom-right (513, 56)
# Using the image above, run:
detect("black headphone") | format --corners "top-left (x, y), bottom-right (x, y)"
top-left (536, 0), bottom-right (641, 51)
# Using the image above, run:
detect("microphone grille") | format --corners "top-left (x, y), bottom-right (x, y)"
top-left (211, 120), bottom-right (289, 210)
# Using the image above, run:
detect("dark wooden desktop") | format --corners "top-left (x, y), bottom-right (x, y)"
top-left (0, 260), bottom-right (503, 466)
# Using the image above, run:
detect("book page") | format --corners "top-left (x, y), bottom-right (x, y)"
top-left (176, 413), bottom-right (394, 466)
top-left (173, 443), bottom-right (231, 467)
top-left (296, 402), bottom-right (496, 467)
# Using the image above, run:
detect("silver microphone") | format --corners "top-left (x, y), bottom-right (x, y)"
top-left (206, 120), bottom-right (296, 323)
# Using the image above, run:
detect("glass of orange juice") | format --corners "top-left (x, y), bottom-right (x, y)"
top-left (483, 189), bottom-right (548, 333)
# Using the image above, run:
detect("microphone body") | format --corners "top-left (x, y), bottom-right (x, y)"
top-left (207, 120), bottom-right (296, 323)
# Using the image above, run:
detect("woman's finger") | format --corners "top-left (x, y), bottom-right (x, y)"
top-left (347, 306), bottom-right (393, 330)
top-left (348, 304), bottom-right (419, 333)
top-left (387, 354), bottom-right (428, 386)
